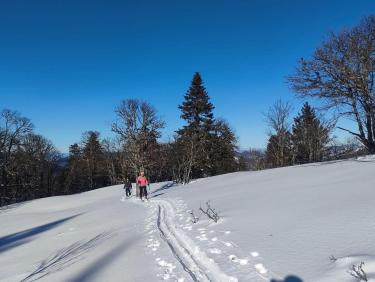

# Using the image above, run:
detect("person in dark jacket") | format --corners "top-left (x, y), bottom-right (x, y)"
top-left (124, 178), bottom-right (132, 197)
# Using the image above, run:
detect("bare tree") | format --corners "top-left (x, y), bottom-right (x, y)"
top-left (101, 138), bottom-right (120, 185)
top-left (112, 99), bottom-right (165, 193)
top-left (172, 136), bottom-right (196, 184)
top-left (265, 100), bottom-right (293, 135)
top-left (264, 100), bottom-right (293, 167)
top-left (248, 148), bottom-right (266, 170)
top-left (0, 109), bottom-right (33, 205)
top-left (288, 15), bottom-right (375, 153)
top-left (16, 133), bottom-right (60, 199)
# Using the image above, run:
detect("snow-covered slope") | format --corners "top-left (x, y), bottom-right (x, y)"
top-left (1, 156), bottom-right (375, 282)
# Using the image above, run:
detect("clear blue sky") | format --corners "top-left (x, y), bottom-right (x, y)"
top-left (1, 0), bottom-right (374, 152)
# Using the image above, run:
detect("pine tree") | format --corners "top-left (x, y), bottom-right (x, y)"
top-left (178, 72), bottom-right (215, 132)
top-left (64, 143), bottom-right (86, 194)
top-left (175, 73), bottom-right (237, 181)
top-left (291, 103), bottom-right (331, 164)
top-left (177, 72), bottom-right (215, 179)
top-left (209, 119), bottom-right (238, 175)
top-left (82, 131), bottom-right (107, 190)
top-left (265, 130), bottom-right (293, 168)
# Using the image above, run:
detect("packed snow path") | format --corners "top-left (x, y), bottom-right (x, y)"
top-left (155, 199), bottom-right (237, 282)
top-left (140, 196), bottom-right (275, 282)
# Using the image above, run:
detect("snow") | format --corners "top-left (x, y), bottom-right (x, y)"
top-left (0, 155), bottom-right (375, 281)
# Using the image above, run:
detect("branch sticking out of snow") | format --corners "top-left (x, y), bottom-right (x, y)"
top-left (199, 201), bottom-right (220, 223)
top-left (348, 262), bottom-right (367, 281)
top-left (189, 210), bottom-right (199, 224)
top-left (329, 255), bottom-right (337, 262)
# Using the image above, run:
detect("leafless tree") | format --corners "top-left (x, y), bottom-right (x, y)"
top-left (288, 15), bottom-right (375, 153)
top-left (101, 138), bottom-right (120, 185)
top-left (112, 99), bottom-right (165, 194)
top-left (265, 100), bottom-right (293, 136)
top-left (0, 109), bottom-right (33, 205)
top-left (170, 132), bottom-right (199, 184)
top-left (264, 100), bottom-right (293, 167)
top-left (248, 148), bottom-right (266, 170)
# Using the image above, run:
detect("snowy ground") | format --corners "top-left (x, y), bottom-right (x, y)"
top-left (1, 156), bottom-right (375, 282)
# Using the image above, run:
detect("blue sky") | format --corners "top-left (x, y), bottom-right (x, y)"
top-left (1, 0), bottom-right (374, 152)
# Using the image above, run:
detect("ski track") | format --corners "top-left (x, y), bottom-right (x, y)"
top-left (155, 199), bottom-right (237, 282)
top-left (137, 196), bottom-right (278, 282)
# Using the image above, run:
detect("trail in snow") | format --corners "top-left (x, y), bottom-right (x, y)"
top-left (155, 199), bottom-right (237, 282)
top-left (139, 196), bottom-right (277, 282)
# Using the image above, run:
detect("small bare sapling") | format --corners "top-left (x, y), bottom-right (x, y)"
top-left (348, 262), bottom-right (367, 282)
top-left (199, 201), bottom-right (220, 223)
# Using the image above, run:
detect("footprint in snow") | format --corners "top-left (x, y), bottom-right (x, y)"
top-left (228, 255), bottom-right (248, 266)
top-left (209, 248), bottom-right (222, 254)
top-left (195, 234), bottom-right (208, 241)
top-left (222, 241), bottom-right (233, 247)
top-left (156, 259), bottom-right (177, 280)
top-left (254, 263), bottom-right (268, 274)
top-left (183, 225), bottom-right (192, 231)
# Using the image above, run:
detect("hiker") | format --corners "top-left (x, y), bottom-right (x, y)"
top-left (137, 171), bottom-right (149, 201)
top-left (124, 178), bottom-right (132, 197)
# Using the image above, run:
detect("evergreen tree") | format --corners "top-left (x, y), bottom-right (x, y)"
top-left (265, 130), bottom-right (293, 168)
top-left (291, 103), bottom-right (331, 164)
top-left (175, 73), bottom-right (237, 182)
top-left (177, 72), bottom-right (215, 179)
top-left (64, 143), bottom-right (86, 194)
top-left (209, 119), bottom-right (238, 175)
top-left (82, 131), bottom-right (107, 189)
top-left (178, 72), bottom-right (215, 132)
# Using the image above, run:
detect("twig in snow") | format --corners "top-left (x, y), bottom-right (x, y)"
top-left (348, 262), bottom-right (367, 281)
top-left (189, 210), bottom-right (199, 224)
top-left (199, 201), bottom-right (220, 223)
top-left (329, 255), bottom-right (337, 262)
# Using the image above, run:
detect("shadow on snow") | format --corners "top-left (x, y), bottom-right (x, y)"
top-left (20, 231), bottom-right (113, 282)
top-left (151, 182), bottom-right (175, 195)
top-left (0, 213), bottom-right (83, 254)
top-left (271, 275), bottom-right (303, 282)
top-left (70, 236), bottom-right (138, 282)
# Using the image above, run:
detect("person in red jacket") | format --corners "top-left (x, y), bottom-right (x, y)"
top-left (137, 171), bottom-right (149, 201)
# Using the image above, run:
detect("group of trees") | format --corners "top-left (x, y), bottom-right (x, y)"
top-left (289, 15), bottom-right (375, 154)
top-left (0, 73), bottom-right (238, 206)
top-left (241, 15), bottom-right (375, 169)
top-left (109, 72), bottom-right (238, 185)
top-left (0, 109), bottom-right (61, 206)
top-left (1, 15), bottom-right (374, 206)
top-left (264, 101), bottom-right (332, 168)
top-left (173, 73), bottom-right (237, 183)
